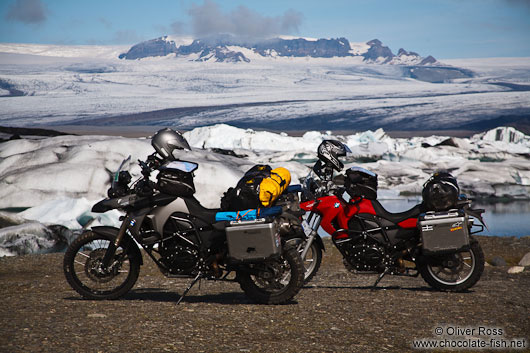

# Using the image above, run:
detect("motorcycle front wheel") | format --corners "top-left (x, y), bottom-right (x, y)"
top-left (238, 246), bottom-right (304, 304)
top-left (418, 237), bottom-right (484, 292)
top-left (298, 241), bottom-right (323, 284)
top-left (63, 231), bottom-right (141, 300)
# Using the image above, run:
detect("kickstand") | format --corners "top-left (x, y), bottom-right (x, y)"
top-left (371, 268), bottom-right (390, 291)
top-left (176, 272), bottom-right (203, 305)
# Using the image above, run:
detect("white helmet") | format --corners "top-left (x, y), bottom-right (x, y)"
top-left (151, 128), bottom-right (191, 160)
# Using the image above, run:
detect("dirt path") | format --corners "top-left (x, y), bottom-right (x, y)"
top-left (0, 237), bottom-right (529, 353)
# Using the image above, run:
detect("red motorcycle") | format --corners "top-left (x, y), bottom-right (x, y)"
top-left (297, 140), bottom-right (486, 291)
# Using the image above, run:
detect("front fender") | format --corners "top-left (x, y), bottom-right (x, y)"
top-left (284, 233), bottom-right (325, 252)
top-left (91, 226), bottom-right (143, 265)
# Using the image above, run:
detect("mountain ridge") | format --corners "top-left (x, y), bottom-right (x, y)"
top-left (118, 35), bottom-right (438, 66)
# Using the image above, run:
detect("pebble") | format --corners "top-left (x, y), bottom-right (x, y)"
top-left (87, 313), bottom-right (107, 318)
top-left (490, 256), bottom-right (507, 266)
top-left (507, 266), bottom-right (525, 274)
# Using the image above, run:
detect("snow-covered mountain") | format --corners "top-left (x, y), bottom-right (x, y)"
top-left (118, 35), bottom-right (438, 66)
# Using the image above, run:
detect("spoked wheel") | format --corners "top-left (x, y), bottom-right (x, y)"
top-left (298, 241), bottom-right (322, 284)
top-left (63, 231), bottom-right (140, 300)
top-left (418, 237), bottom-right (484, 292)
top-left (238, 247), bottom-right (304, 304)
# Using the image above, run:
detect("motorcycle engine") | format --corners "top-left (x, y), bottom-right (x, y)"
top-left (337, 237), bottom-right (389, 272)
top-left (159, 237), bottom-right (199, 275)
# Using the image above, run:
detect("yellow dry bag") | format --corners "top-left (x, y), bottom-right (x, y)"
top-left (259, 167), bottom-right (291, 207)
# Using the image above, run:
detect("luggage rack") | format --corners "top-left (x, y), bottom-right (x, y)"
top-left (229, 218), bottom-right (268, 226)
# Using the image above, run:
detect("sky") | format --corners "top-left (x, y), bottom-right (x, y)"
top-left (0, 0), bottom-right (529, 59)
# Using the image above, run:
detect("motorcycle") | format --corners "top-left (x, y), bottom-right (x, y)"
top-left (296, 143), bottom-right (486, 292)
top-left (63, 149), bottom-right (305, 305)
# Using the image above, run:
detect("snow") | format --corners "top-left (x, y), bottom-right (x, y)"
top-left (0, 43), bottom-right (128, 59)
top-left (163, 36), bottom-right (194, 47)
top-left (389, 54), bottom-right (422, 65)
top-left (349, 42), bottom-right (370, 55)
top-left (1, 43), bottom-right (529, 128)
top-left (278, 36), bottom-right (319, 42)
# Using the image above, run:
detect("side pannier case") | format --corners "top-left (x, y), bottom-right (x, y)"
top-left (157, 161), bottom-right (198, 197)
top-left (344, 167), bottom-right (378, 200)
top-left (226, 220), bottom-right (282, 262)
top-left (419, 210), bottom-right (470, 255)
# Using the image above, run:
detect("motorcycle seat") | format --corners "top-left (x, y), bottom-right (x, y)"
top-left (183, 196), bottom-right (220, 224)
top-left (370, 200), bottom-right (423, 224)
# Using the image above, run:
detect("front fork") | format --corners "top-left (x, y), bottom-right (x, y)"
top-left (101, 217), bottom-right (131, 268)
top-left (299, 212), bottom-right (322, 260)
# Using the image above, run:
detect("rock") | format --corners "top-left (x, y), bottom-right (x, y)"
top-left (363, 39), bottom-right (394, 63)
top-left (507, 266), bottom-right (525, 274)
top-left (120, 35), bottom-right (354, 61)
top-left (518, 252), bottom-right (530, 267)
top-left (420, 55), bottom-right (437, 65)
top-left (490, 256), bottom-right (507, 266)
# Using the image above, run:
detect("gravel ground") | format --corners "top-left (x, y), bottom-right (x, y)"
top-left (0, 236), bottom-right (529, 353)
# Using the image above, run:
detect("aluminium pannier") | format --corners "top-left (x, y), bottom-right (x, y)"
top-left (226, 220), bottom-right (282, 262)
top-left (419, 210), bottom-right (470, 255)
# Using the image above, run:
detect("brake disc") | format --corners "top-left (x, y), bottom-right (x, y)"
top-left (84, 248), bottom-right (120, 283)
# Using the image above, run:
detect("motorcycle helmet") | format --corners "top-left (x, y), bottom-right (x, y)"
top-left (422, 171), bottom-right (460, 211)
top-left (151, 128), bottom-right (191, 160)
top-left (317, 140), bottom-right (351, 171)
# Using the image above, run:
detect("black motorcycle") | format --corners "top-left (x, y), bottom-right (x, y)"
top-left (63, 153), bottom-right (305, 304)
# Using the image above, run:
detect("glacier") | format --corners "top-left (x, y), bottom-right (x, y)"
top-left (0, 43), bottom-right (529, 130)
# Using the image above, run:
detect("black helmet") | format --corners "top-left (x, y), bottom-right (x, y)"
top-left (422, 171), bottom-right (460, 211)
top-left (151, 128), bottom-right (191, 160)
top-left (317, 140), bottom-right (351, 171)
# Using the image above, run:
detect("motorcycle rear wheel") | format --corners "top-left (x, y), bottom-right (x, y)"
top-left (238, 246), bottom-right (304, 304)
top-left (63, 231), bottom-right (140, 300)
top-left (418, 237), bottom-right (484, 292)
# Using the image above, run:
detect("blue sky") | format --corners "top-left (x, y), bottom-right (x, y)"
top-left (1, 0), bottom-right (529, 58)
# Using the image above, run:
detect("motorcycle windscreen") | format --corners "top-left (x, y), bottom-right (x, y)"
top-left (112, 155), bottom-right (131, 188)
